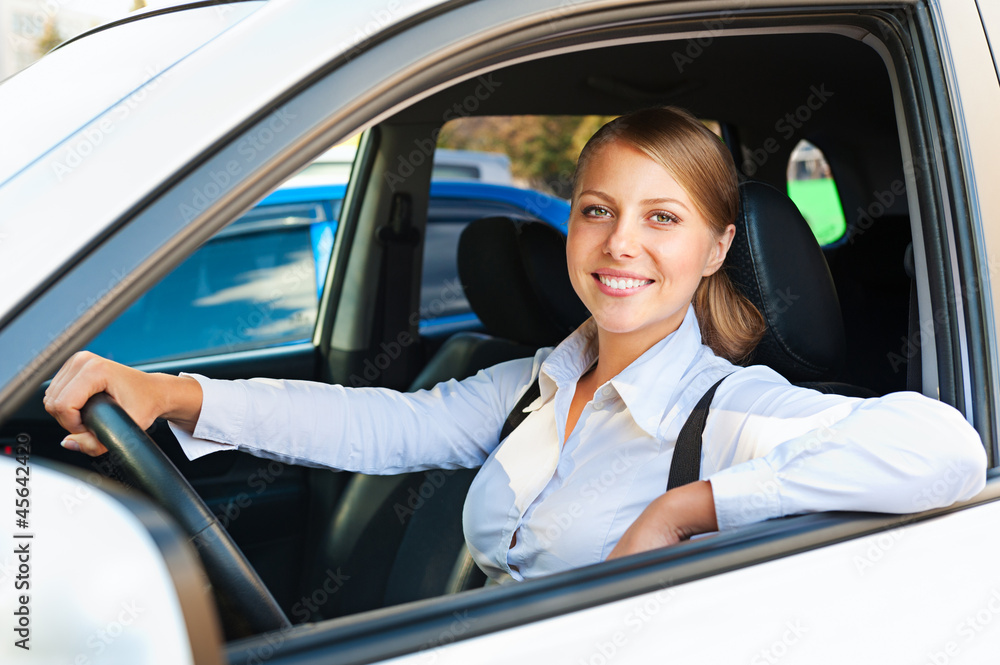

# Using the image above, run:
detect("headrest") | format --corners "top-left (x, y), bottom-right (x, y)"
top-left (458, 217), bottom-right (590, 347)
top-left (725, 180), bottom-right (846, 382)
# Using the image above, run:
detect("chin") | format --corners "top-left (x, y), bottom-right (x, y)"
top-left (591, 316), bottom-right (646, 336)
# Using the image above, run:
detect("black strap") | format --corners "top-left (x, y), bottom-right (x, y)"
top-left (499, 378), bottom-right (542, 442)
top-left (666, 375), bottom-right (730, 491)
top-left (498, 373), bottom-right (731, 492)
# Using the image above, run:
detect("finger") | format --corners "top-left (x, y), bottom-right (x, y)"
top-left (45, 351), bottom-right (91, 404)
top-left (44, 352), bottom-right (89, 423)
top-left (51, 362), bottom-right (110, 435)
top-left (61, 433), bottom-right (108, 457)
top-left (46, 383), bottom-right (87, 434)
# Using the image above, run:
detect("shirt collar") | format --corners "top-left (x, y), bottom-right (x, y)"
top-left (536, 317), bottom-right (599, 404)
top-left (610, 305), bottom-right (705, 437)
top-left (536, 304), bottom-right (706, 437)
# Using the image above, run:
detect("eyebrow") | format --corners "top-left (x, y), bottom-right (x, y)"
top-left (578, 190), bottom-right (692, 212)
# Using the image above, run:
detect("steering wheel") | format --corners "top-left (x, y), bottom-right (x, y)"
top-left (81, 393), bottom-right (291, 639)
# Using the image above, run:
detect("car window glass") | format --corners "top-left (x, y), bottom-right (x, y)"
top-left (421, 198), bottom-right (547, 332)
top-left (416, 116), bottom-right (605, 334)
top-left (437, 115), bottom-right (617, 198)
top-left (432, 164), bottom-right (480, 180)
top-left (85, 201), bottom-right (331, 365)
top-left (786, 140), bottom-right (847, 245)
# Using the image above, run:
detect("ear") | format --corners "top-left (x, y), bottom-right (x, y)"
top-left (703, 224), bottom-right (735, 276)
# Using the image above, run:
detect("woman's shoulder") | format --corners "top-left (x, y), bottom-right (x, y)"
top-left (670, 349), bottom-right (785, 413)
top-left (723, 362), bottom-right (792, 386)
top-left (687, 349), bottom-right (824, 412)
top-left (712, 360), bottom-right (878, 419)
top-left (690, 346), bottom-right (791, 390)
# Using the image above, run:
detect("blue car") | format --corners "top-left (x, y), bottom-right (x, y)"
top-left (85, 181), bottom-right (570, 366)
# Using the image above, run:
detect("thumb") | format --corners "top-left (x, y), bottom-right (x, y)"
top-left (61, 432), bottom-right (108, 457)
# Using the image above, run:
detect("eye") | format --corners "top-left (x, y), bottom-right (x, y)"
top-left (582, 204), bottom-right (612, 219)
top-left (651, 211), bottom-right (680, 225)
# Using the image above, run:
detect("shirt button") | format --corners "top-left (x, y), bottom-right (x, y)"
top-left (593, 401), bottom-right (604, 411)
top-left (602, 386), bottom-right (614, 397)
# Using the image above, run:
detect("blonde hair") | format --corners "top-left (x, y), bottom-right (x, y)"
top-left (574, 107), bottom-right (765, 363)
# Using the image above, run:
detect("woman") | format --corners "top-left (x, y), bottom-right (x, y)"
top-left (44, 107), bottom-right (986, 582)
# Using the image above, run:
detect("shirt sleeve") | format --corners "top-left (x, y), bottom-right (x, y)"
top-left (703, 367), bottom-right (988, 531)
top-left (167, 352), bottom-right (542, 474)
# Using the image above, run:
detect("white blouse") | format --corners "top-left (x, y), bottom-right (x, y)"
top-left (170, 305), bottom-right (987, 582)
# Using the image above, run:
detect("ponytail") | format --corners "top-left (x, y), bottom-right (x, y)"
top-left (693, 269), bottom-right (765, 364)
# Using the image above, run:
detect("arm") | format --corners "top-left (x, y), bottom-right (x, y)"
top-left (608, 368), bottom-right (987, 558)
top-left (47, 350), bottom-right (543, 472)
top-left (607, 480), bottom-right (718, 560)
top-left (171, 359), bottom-right (537, 473)
top-left (706, 370), bottom-right (987, 530)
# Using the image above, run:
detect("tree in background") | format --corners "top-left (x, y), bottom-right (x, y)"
top-left (437, 115), bottom-right (616, 199)
top-left (34, 18), bottom-right (62, 58)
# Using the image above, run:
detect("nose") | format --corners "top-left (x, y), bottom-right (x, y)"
top-left (603, 218), bottom-right (640, 260)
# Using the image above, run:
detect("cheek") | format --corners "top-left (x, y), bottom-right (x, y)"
top-left (565, 231), bottom-right (595, 300)
top-left (653, 237), bottom-right (712, 284)
top-left (565, 226), bottom-right (590, 272)
top-left (565, 244), bottom-right (586, 288)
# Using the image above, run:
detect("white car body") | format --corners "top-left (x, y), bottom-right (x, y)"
top-left (1, 1), bottom-right (999, 663)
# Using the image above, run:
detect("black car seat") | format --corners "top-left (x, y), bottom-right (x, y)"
top-left (726, 180), bottom-right (875, 397)
top-left (304, 217), bottom-right (588, 619)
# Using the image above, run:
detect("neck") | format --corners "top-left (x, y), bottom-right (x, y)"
top-left (590, 320), bottom-right (683, 386)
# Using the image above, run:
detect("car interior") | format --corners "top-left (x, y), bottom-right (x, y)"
top-left (2, 5), bottom-right (983, 653)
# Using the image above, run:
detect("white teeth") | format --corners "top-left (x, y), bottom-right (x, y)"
top-left (598, 275), bottom-right (650, 290)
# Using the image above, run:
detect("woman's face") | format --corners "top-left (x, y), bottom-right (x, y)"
top-left (567, 140), bottom-right (734, 348)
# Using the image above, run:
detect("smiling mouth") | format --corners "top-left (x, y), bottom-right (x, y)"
top-left (594, 274), bottom-right (653, 291)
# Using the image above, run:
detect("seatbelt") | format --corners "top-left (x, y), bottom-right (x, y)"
top-left (499, 379), bottom-right (542, 443)
top-left (498, 374), bottom-right (730, 491)
top-left (665, 375), bottom-right (729, 491)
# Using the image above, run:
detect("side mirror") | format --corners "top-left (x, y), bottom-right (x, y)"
top-left (0, 453), bottom-right (224, 664)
